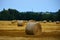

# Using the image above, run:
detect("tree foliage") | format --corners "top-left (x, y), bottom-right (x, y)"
top-left (0, 8), bottom-right (60, 21)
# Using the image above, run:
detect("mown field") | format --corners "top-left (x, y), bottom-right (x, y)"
top-left (0, 21), bottom-right (60, 40)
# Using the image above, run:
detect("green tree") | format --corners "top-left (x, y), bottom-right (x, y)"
top-left (56, 9), bottom-right (60, 21)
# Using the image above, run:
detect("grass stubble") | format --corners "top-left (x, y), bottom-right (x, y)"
top-left (0, 21), bottom-right (60, 40)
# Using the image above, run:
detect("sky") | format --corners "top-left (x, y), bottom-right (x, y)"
top-left (0, 0), bottom-right (60, 12)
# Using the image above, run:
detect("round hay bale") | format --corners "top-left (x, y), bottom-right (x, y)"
top-left (49, 20), bottom-right (52, 23)
top-left (23, 20), bottom-right (28, 23)
top-left (43, 20), bottom-right (47, 23)
top-left (17, 20), bottom-right (25, 26)
top-left (11, 20), bottom-right (17, 23)
top-left (56, 21), bottom-right (60, 24)
top-left (25, 22), bottom-right (42, 35)
top-left (11, 20), bottom-right (17, 25)
top-left (29, 20), bottom-right (35, 22)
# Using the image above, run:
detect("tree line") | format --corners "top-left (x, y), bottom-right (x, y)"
top-left (0, 8), bottom-right (60, 21)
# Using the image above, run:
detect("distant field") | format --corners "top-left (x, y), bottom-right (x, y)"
top-left (0, 21), bottom-right (60, 32)
top-left (0, 21), bottom-right (60, 40)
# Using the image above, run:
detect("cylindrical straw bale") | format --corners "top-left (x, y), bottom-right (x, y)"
top-left (56, 21), bottom-right (60, 24)
top-left (43, 20), bottom-right (47, 23)
top-left (25, 22), bottom-right (42, 35)
top-left (17, 20), bottom-right (25, 26)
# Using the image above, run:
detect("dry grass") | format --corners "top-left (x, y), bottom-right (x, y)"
top-left (0, 30), bottom-right (60, 40)
top-left (0, 21), bottom-right (60, 40)
top-left (40, 22), bottom-right (60, 32)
